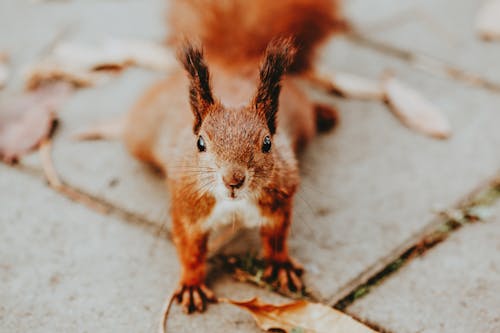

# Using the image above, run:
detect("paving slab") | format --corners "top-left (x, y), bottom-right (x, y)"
top-left (0, 0), bottom-right (165, 91)
top-left (347, 200), bottom-right (500, 333)
top-left (36, 68), bottom-right (169, 224)
top-left (225, 38), bottom-right (500, 302)
top-left (3, 0), bottom-right (170, 223)
top-left (344, 0), bottom-right (500, 83)
top-left (19, 35), bottom-right (500, 306)
top-left (6, 0), bottom-right (500, 308)
top-left (0, 165), bottom-right (274, 333)
top-left (166, 276), bottom-right (288, 333)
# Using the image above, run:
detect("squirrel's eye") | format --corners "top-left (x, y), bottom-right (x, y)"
top-left (197, 136), bottom-right (206, 152)
top-left (262, 135), bottom-right (272, 153)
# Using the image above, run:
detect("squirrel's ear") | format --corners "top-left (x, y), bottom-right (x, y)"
top-left (253, 38), bottom-right (296, 135)
top-left (178, 42), bottom-right (215, 134)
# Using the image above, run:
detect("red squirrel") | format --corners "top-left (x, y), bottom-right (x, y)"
top-left (123, 0), bottom-right (344, 313)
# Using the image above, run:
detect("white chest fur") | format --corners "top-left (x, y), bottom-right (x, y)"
top-left (202, 197), bottom-right (265, 231)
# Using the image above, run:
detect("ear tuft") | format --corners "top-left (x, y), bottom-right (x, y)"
top-left (178, 41), bottom-right (215, 133)
top-left (253, 37), bottom-right (296, 134)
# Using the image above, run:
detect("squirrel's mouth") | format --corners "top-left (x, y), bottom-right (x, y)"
top-left (228, 188), bottom-right (248, 200)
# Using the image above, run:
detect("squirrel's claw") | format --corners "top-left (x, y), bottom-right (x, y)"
top-left (174, 283), bottom-right (217, 314)
top-left (263, 259), bottom-right (304, 293)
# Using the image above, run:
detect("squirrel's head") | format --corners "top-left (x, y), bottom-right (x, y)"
top-left (178, 38), bottom-right (295, 200)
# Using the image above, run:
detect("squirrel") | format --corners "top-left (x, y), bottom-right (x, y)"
top-left (123, 0), bottom-right (344, 313)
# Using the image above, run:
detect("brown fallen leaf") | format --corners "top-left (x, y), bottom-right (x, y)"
top-left (25, 58), bottom-right (110, 90)
top-left (101, 39), bottom-right (177, 72)
top-left (383, 75), bottom-right (451, 139)
top-left (219, 297), bottom-right (376, 333)
top-left (476, 0), bottom-right (500, 41)
top-left (0, 53), bottom-right (9, 89)
top-left (0, 82), bottom-right (72, 163)
top-left (24, 61), bottom-right (105, 90)
top-left (158, 296), bottom-right (375, 333)
top-left (25, 39), bottom-right (177, 89)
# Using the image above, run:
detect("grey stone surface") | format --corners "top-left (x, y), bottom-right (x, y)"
top-left (348, 201), bottom-right (500, 333)
top-left (0, 0), bottom-right (165, 91)
top-left (3, 2), bottom-right (500, 332)
top-left (11, 5), bottom-right (500, 306)
top-left (4, 0), bottom-right (170, 224)
top-left (344, 0), bottom-right (500, 83)
top-left (0, 165), bottom-right (273, 333)
top-left (166, 276), bottom-right (288, 333)
top-left (46, 69), bottom-right (169, 224)
top-left (225, 38), bottom-right (500, 303)
top-left (0, 165), bottom-right (177, 332)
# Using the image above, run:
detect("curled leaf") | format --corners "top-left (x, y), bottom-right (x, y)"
top-left (0, 82), bottom-right (72, 163)
top-left (309, 71), bottom-right (384, 100)
top-left (72, 116), bottom-right (125, 141)
top-left (329, 72), bottom-right (385, 100)
top-left (25, 39), bottom-right (177, 89)
top-left (383, 75), bottom-right (451, 139)
top-left (25, 61), bottom-right (103, 90)
top-left (476, 0), bottom-right (500, 41)
top-left (220, 297), bottom-right (376, 333)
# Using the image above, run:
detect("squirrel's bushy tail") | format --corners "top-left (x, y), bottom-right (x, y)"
top-left (168, 0), bottom-right (345, 73)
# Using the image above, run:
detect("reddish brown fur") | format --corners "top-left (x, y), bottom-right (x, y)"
top-left (168, 0), bottom-right (345, 72)
top-left (124, 0), bottom-right (342, 313)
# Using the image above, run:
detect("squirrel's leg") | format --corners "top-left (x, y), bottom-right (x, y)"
top-left (172, 218), bottom-right (216, 313)
top-left (260, 200), bottom-right (304, 293)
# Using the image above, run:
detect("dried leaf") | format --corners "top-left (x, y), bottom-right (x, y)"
top-left (24, 61), bottom-right (104, 90)
top-left (329, 72), bottom-right (385, 100)
top-left (476, 0), bottom-right (500, 41)
top-left (102, 39), bottom-right (177, 72)
top-left (72, 116), bottom-right (125, 141)
top-left (383, 75), bottom-right (451, 139)
top-left (308, 69), bottom-right (384, 101)
top-left (25, 39), bottom-right (177, 89)
top-left (0, 82), bottom-right (72, 163)
top-left (0, 53), bottom-right (9, 89)
top-left (220, 297), bottom-right (376, 333)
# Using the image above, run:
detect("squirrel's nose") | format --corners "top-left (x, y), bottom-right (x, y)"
top-left (223, 170), bottom-right (246, 190)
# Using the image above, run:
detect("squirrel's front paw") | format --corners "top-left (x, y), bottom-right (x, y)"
top-left (263, 258), bottom-right (304, 293)
top-left (174, 283), bottom-right (217, 313)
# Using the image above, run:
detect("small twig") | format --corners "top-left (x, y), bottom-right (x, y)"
top-left (39, 139), bottom-right (62, 187)
top-left (158, 292), bottom-right (176, 333)
top-left (39, 139), bottom-right (110, 214)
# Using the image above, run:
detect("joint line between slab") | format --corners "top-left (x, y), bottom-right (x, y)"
top-left (332, 172), bottom-right (500, 311)
top-left (346, 30), bottom-right (500, 94)
top-left (5, 163), bottom-right (172, 241)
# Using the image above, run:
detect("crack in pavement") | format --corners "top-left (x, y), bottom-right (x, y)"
top-left (4, 162), bottom-right (172, 241)
top-left (347, 30), bottom-right (500, 94)
top-left (333, 173), bottom-right (500, 311)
